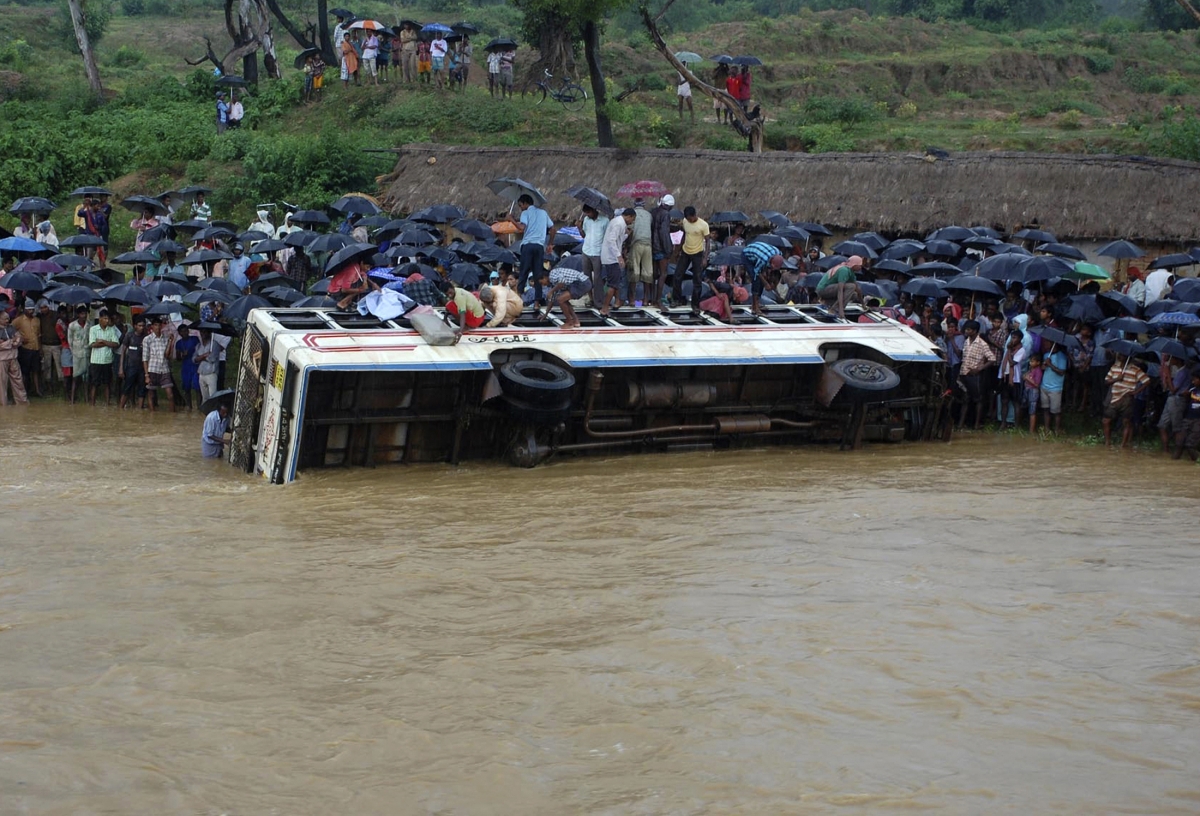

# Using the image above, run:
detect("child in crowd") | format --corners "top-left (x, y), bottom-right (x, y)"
top-left (1173, 369), bottom-right (1200, 461)
top-left (417, 40), bottom-right (432, 84)
top-left (1023, 352), bottom-right (1043, 434)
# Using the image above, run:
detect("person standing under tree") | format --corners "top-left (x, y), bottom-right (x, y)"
top-left (676, 71), bottom-right (694, 122)
top-left (486, 47), bottom-right (500, 96)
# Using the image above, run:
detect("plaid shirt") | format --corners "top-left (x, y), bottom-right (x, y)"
top-left (402, 277), bottom-right (446, 307)
top-left (549, 267), bottom-right (589, 286)
top-left (143, 332), bottom-right (171, 375)
top-left (960, 335), bottom-right (996, 376)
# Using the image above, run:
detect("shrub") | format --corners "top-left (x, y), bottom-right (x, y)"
top-left (1152, 109), bottom-right (1200, 161)
top-left (704, 132), bottom-right (746, 151)
top-left (799, 95), bottom-right (883, 126)
top-left (1058, 109), bottom-right (1083, 130)
top-left (120, 0), bottom-right (143, 14)
top-left (110, 45), bottom-right (145, 68)
top-left (1084, 52), bottom-right (1113, 74)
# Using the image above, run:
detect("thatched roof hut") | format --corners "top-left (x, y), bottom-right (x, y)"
top-left (378, 145), bottom-right (1200, 243)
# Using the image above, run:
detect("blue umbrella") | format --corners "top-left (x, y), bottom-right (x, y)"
top-left (1149, 311), bottom-right (1200, 326)
top-left (1144, 299), bottom-right (1200, 318)
top-left (0, 236), bottom-right (47, 253)
top-left (421, 22), bottom-right (453, 34)
top-left (1096, 240), bottom-right (1143, 260)
top-left (1172, 278), bottom-right (1200, 302)
top-left (1101, 337), bottom-right (1145, 358)
top-left (901, 277), bottom-right (946, 298)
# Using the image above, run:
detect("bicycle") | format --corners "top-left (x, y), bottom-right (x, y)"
top-left (529, 69), bottom-right (588, 112)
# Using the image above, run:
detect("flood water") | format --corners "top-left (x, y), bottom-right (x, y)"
top-left (2, 404), bottom-right (1199, 814)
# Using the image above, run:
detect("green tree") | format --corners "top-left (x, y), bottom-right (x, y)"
top-left (1142, 0), bottom-right (1200, 28)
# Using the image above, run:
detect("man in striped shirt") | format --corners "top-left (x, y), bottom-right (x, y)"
top-left (1103, 355), bottom-right (1150, 449)
top-left (142, 317), bottom-right (176, 413)
top-left (741, 240), bottom-right (785, 315)
top-left (537, 266), bottom-right (592, 329)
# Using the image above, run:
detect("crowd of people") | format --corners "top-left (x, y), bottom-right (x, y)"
top-left (5, 181), bottom-right (1200, 461)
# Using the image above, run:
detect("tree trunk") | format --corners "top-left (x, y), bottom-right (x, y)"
top-left (1174, 0), bottom-right (1200, 23)
top-left (317, 0), bottom-right (333, 64)
top-left (583, 21), bottom-right (614, 149)
top-left (529, 11), bottom-right (575, 84)
top-left (66, 0), bottom-right (103, 97)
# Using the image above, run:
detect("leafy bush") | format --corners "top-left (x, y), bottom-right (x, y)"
top-left (704, 132), bottom-right (746, 151)
top-left (1151, 109), bottom-right (1200, 161)
top-left (374, 91), bottom-right (523, 134)
top-left (0, 38), bottom-right (34, 66)
top-left (798, 95), bottom-right (884, 125)
top-left (110, 45), bottom-right (145, 68)
top-left (1084, 52), bottom-right (1113, 74)
top-left (55, 0), bottom-right (113, 51)
top-left (120, 0), bottom-right (144, 14)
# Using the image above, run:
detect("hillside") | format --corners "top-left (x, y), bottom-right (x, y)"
top-left (3, 5), bottom-right (1200, 237)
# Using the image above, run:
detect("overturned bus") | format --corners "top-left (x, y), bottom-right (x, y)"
top-left (228, 304), bottom-right (945, 484)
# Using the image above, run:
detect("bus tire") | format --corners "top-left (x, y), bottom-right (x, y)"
top-left (497, 360), bottom-right (575, 403)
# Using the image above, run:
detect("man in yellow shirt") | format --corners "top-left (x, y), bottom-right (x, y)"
top-left (673, 206), bottom-right (712, 310)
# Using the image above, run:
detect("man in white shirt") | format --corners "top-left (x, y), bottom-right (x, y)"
top-left (578, 205), bottom-right (609, 307)
top-left (430, 35), bottom-right (448, 89)
top-left (599, 208), bottom-right (635, 315)
top-left (1144, 268), bottom-right (1175, 306)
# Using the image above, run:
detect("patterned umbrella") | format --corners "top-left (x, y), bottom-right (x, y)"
top-left (616, 180), bottom-right (668, 198)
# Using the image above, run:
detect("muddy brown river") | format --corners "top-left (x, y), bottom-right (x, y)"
top-left (2, 404), bottom-right (1198, 814)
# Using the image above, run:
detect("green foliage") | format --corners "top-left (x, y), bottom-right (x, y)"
top-left (882, 0), bottom-right (1100, 29)
top-left (1124, 66), bottom-right (1194, 94)
top-left (1150, 107), bottom-right (1200, 159)
top-left (1084, 51), bottom-right (1114, 73)
top-left (375, 91), bottom-right (524, 134)
top-left (797, 95), bottom-right (884, 125)
top-left (120, 0), bottom-right (143, 15)
top-left (109, 45), bottom-right (144, 67)
top-left (55, 0), bottom-right (113, 51)
top-left (0, 38), bottom-right (34, 67)
top-left (1142, 0), bottom-right (1198, 31)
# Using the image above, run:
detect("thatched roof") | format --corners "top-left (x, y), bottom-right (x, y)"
top-left (378, 145), bottom-right (1200, 243)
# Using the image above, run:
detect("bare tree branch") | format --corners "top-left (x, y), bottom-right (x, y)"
top-left (1174, 0), bottom-right (1200, 24)
top-left (654, 0), bottom-right (677, 24)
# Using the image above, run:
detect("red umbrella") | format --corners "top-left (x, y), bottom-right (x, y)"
top-left (616, 180), bottom-right (669, 198)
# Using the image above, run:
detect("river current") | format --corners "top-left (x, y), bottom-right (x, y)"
top-left (2, 404), bottom-right (1198, 814)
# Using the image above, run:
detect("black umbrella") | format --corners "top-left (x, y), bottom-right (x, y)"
top-left (250, 272), bottom-right (302, 293)
top-left (99, 283), bottom-right (151, 305)
top-left (14, 259), bottom-right (63, 275)
top-left (881, 240), bottom-right (924, 260)
top-left (70, 186), bottom-right (113, 197)
top-left (1036, 242), bottom-right (1086, 261)
top-left (452, 21), bottom-right (479, 34)
top-left (452, 218), bottom-right (498, 240)
top-left (975, 253), bottom-right (1030, 281)
top-left (419, 246), bottom-right (458, 266)
top-left (564, 186), bottom-right (614, 218)
top-left (1030, 326), bottom-right (1080, 350)
top-left (710, 54), bottom-right (734, 64)
top-left (1023, 255), bottom-right (1075, 282)
top-left (1057, 294), bottom-right (1105, 325)
top-left (215, 75), bottom-right (249, 88)
top-left (52, 254), bottom-right (96, 269)
top-left (142, 299), bottom-right (191, 317)
top-left (0, 270), bottom-right (48, 292)
top-left (323, 242), bottom-right (377, 274)
top-left (852, 232), bottom-right (889, 251)
top-left (971, 226), bottom-right (1003, 239)
top-left (200, 388), bottom-right (236, 414)
top-left (307, 233), bottom-right (353, 254)
top-left (487, 177), bottom-right (546, 207)
top-left (794, 221), bottom-right (832, 237)
top-left (552, 232), bottom-right (580, 249)
top-left (148, 239), bottom-right (187, 255)
top-left (331, 195), bottom-right (382, 216)
top-left (760, 210), bottom-right (790, 228)
top-left (172, 219), bottom-right (210, 232)
top-left (484, 37), bottom-right (518, 51)
top-left (9, 196), bottom-right (56, 214)
top-left (294, 295), bottom-right (338, 308)
top-left (962, 235), bottom-right (1002, 250)
top-left (815, 254), bottom-right (847, 271)
top-left (1098, 289), bottom-right (1139, 318)
top-left (194, 226), bottom-right (235, 242)
top-left (111, 250), bottom-right (160, 264)
top-left (50, 270), bottom-right (105, 287)
top-left (923, 239), bottom-right (961, 258)
top-left (262, 286), bottom-right (305, 305)
top-left (293, 46), bottom-right (322, 70)
top-left (143, 280), bottom-right (189, 299)
top-left (1150, 253), bottom-right (1195, 270)
top-left (449, 262), bottom-right (484, 288)
top-left (195, 320), bottom-right (237, 336)
top-left (754, 234), bottom-right (791, 250)
top-left (731, 55), bottom-right (763, 66)
top-left (309, 277), bottom-right (334, 294)
top-left (120, 195), bottom-right (168, 216)
top-left (901, 278), bottom-right (947, 298)
top-left (395, 229), bottom-right (437, 246)
top-left (1173, 278), bottom-right (1200, 302)
top-left (831, 240), bottom-right (877, 259)
top-left (773, 225), bottom-right (810, 243)
top-left (710, 210), bottom-right (750, 224)
top-left (925, 225), bottom-right (975, 242)
top-left (238, 230), bottom-right (271, 244)
top-left (909, 261), bottom-right (961, 277)
top-left (357, 214), bottom-right (392, 229)
top-left (45, 285), bottom-right (100, 306)
top-left (474, 246), bottom-right (518, 266)
top-left (196, 277), bottom-right (245, 295)
top-left (59, 233), bottom-right (107, 248)
top-left (1146, 337), bottom-right (1196, 359)
top-left (1102, 337), bottom-right (1145, 358)
top-left (801, 271), bottom-right (825, 288)
top-left (250, 239), bottom-right (289, 254)
top-left (183, 289), bottom-right (235, 307)
top-left (1096, 239), bottom-right (1143, 260)
top-left (182, 248), bottom-right (233, 265)
top-left (992, 243), bottom-right (1033, 256)
top-left (284, 230), bottom-right (320, 248)
top-left (222, 294), bottom-right (272, 322)
top-left (873, 259), bottom-right (913, 276)
top-left (177, 185), bottom-right (214, 200)
top-left (1012, 227), bottom-right (1057, 243)
top-left (1102, 316), bottom-right (1151, 335)
top-left (290, 209), bottom-right (332, 227)
top-left (708, 246), bottom-right (746, 267)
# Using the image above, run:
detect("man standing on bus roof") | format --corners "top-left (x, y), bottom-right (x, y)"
top-left (741, 239), bottom-right (787, 315)
top-left (509, 194), bottom-right (556, 307)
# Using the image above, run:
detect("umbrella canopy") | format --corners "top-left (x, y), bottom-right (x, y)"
top-left (923, 239), bottom-right (961, 258)
top-left (0, 270), bottom-right (48, 292)
top-left (0, 236), bottom-right (50, 254)
top-left (962, 235), bottom-right (1003, 250)
top-left (773, 225), bottom-right (810, 243)
top-left (251, 272), bottom-right (303, 293)
top-left (294, 295), bottom-right (338, 308)
top-left (200, 388), bottom-right (236, 414)
top-left (487, 177), bottom-right (546, 207)
top-left (873, 259), bottom-right (914, 276)
top-left (451, 21), bottom-right (480, 34)
top-left (731, 55), bottom-right (763, 66)
top-left (331, 194), bottom-right (382, 215)
top-left (293, 46), bottom-right (322, 70)
top-left (708, 246), bottom-right (746, 267)
top-left (262, 286), bottom-right (306, 305)
top-left (852, 232), bottom-right (889, 251)
top-left (51, 254), bottom-right (96, 269)
top-left (815, 255), bottom-right (847, 271)
top-left (251, 239), bottom-right (289, 254)
top-left (1021, 255), bottom-right (1075, 283)
top-left (238, 230), bottom-right (271, 244)
top-left (111, 250), bottom-right (160, 264)
top-left (45, 285), bottom-right (100, 306)
top-left (1096, 239), bottom-right (1143, 260)
top-left (142, 299), bottom-right (191, 317)
top-left (1172, 278), bottom-right (1200, 302)
top-left (290, 209), bottom-right (332, 227)
top-left (564, 186), bottom-right (614, 218)
top-left (1146, 336), bottom-right (1198, 359)
top-left (393, 229), bottom-right (437, 246)
top-left (51, 270), bottom-right (105, 287)
top-left (1098, 289), bottom-right (1139, 318)
top-left (411, 204), bottom-right (468, 223)
top-left (1101, 337), bottom-right (1145, 358)
top-left (182, 248), bottom-right (234, 266)
top-left (1030, 326), bottom-right (1080, 350)
top-left (908, 261), bottom-right (960, 277)
top-left (971, 226), bottom-right (1003, 239)
top-left (759, 210), bottom-right (790, 228)
top-left (753, 234), bottom-right (791, 250)
top-left (176, 185), bottom-right (213, 201)
top-left (832, 240), bottom-right (878, 260)
top-left (284, 230), bottom-right (320, 248)
top-left (552, 232), bottom-right (581, 249)
top-left (616, 180), bottom-right (668, 199)
top-left (1064, 262), bottom-right (1110, 281)
top-left (194, 320), bottom-right (237, 336)
top-left (1036, 242), bottom-right (1086, 261)
top-left (120, 195), bottom-right (168, 216)
top-left (9, 196), bottom-right (56, 214)
top-left (1057, 294), bottom-right (1106, 325)
top-left (58, 233), bottom-right (107, 248)
top-left (484, 37), bottom-right (518, 51)
top-left (193, 225), bottom-right (234, 242)
top-left (215, 75), bottom-right (249, 88)
top-left (1102, 316), bottom-right (1150, 335)
top-left (925, 225), bottom-right (975, 242)
top-left (1149, 311), bottom-right (1200, 327)
top-left (710, 211), bottom-right (750, 224)
top-left (324, 242), bottom-right (378, 274)
top-left (182, 289), bottom-right (235, 307)
top-left (99, 283), bottom-right (152, 305)
top-left (421, 22), bottom-right (453, 34)
top-left (148, 239), bottom-right (187, 255)
top-left (944, 275), bottom-right (1002, 297)
top-left (992, 243), bottom-right (1033, 256)
top-left (710, 54), bottom-right (734, 64)
top-left (794, 221), bottom-right (832, 237)
top-left (348, 19), bottom-right (386, 29)
top-left (449, 262), bottom-right (484, 288)
top-left (451, 218), bottom-right (498, 240)
top-left (975, 253), bottom-right (1030, 281)
top-left (143, 280), bottom-right (189, 299)
top-left (1150, 253), bottom-right (1196, 270)
top-left (1012, 227), bottom-right (1057, 243)
top-left (881, 240), bottom-right (924, 260)
top-left (70, 186), bottom-right (113, 197)
top-left (222, 294), bottom-right (272, 322)
top-left (307, 233), bottom-right (354, 254)
top-left (172, 219), bottom-right (209, 232)
top-left (674, 51), bottom-right (703, 63)
top-left (14, 259), bottom-right (63, 276)
top-left (901, 277), bottom-right (947, 298)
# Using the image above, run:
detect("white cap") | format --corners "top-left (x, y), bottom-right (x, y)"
top-left (662, 194), bottom-right (675, 206)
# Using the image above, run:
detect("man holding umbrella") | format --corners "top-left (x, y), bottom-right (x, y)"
top-left (1103, 353), bottom-right (1150, 449)
top-left (509, 194), bottom-right (556, 306)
